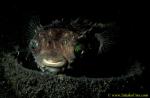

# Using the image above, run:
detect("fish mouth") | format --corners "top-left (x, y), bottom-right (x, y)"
top-left (42, 58), bottom-right (66, 67)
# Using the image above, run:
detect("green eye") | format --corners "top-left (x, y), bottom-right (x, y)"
top-left (75, 44), bottom-right (83, 53)
top-left (30, 40), bottom-right (38, 49)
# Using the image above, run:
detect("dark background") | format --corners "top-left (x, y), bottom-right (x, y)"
top-left (0, 2), bottom-right (148, 69)
top-left (0, 2), bottom-right (148, 58)
top-left (0, 2), bottom-right (149, 77)
top-left (0, 2), bottom-right (149, 97)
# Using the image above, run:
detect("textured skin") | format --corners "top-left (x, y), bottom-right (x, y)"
top-left (26, 18), bottom-right (109, 74)
top-left (29, 28), bottom-right (79, 73)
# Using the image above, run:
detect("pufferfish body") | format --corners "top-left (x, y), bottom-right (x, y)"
top-left (26, 17), bottom-right (113, 74)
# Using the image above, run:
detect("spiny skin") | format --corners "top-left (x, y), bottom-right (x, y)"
top-left (30, 28), bottom-right (79, 73)
top-left (25, 17), bottom-right (114, 74)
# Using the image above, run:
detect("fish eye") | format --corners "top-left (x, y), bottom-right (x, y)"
top-left (30, 40), bottom-right (39, 49)
top-left (74, 43), bottom-right (84, 55)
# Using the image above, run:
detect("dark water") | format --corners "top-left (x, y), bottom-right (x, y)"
top-left (0, 3), bottom-right (149, 98)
